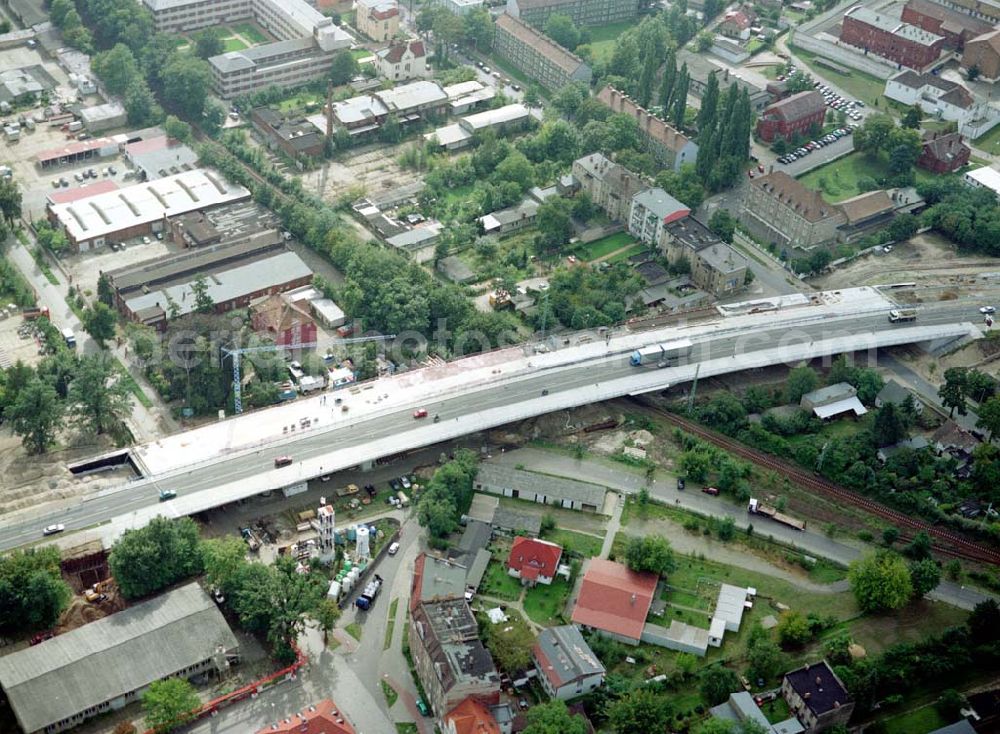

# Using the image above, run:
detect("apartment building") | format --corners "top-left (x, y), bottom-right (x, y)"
top-left (595, 86), bottom-right (699, 171)
top-left (756, 90), bottom-right (826, 142)
top-left (929, 0), bottom-right (1000, 24)
top-left (663, 217), bottom-right (749, 296)
top-left (493, 14), bottom-right (592, 91)
top-left (571, 153), bottom-right (648, 222)
top-left (840, 6), bottom-right (946, 69)
top-left (740, 171), bottom-right (847, 250)
top-left (901, 0), bottom-right (991, 48)
top-left (506, 0), bottom-right (640, 28)
top-left (210, 37), bottom-right (347, 99)
top-left (356, 0), bottom-right (399, 41)
top-left (142, 0), bottom-right (249, 34)
top-left (627, 187), bottom-right (691, 247)
top-left (962, 29), bottom-right (1000, 80)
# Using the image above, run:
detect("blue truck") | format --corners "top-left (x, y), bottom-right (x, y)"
top-left (355, 574), bottom-right (383, 610)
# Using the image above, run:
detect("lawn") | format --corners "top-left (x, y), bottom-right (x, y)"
top-left (574, 232), bottom-right (636, 261)
top-left (585, 20), bottom-right (638, 63)
top-left (381, 679), bottom-right (399, 708)
top-left (384, 597), bottom-right (399, 650)
top-left (277, 90), bottom-right (325, 114)
top-left (796, 151), bottom-right (933, 203)
top-left (223, 37), bottom-right (248, 52)
top-left (232, 22), bottom-right (269, 44)
top-left (345, 622), bottom-right (363, 641)
top-left (880, 704), bottom-right (947, 734)
top-left (396, 725), bottom-right (419, 734)
top-left (789, 43), bottom-right (889, 106)
top-left (606, 243), bottom-right (648, 263)
top-left (974, 122), bottom-right (1000, 155)
top-left (541, 527), bottom-right (603, 558)
top-left (523, 577), bottom-right (571, 626)
top-left (480, 560), bottom-right (523, 601)
top-left (352, 48), bottom-right (375, 60)
top-left (760, 697), bottom-right (791, 724)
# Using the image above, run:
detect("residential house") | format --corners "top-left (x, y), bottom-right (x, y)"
top-left (250, 294), bottom-right (318, 347)
top-left (493, 14), bottom-right (592, 92)
top-left (662, 217), bottom-right (749, 296)
top-left (627, 187), bottom-right (691, 247)
top-left (376, 40), bottom-right (429, 81)
top-left (410, 598), bottom-right (500, 718)
top-left (356, 0), bottom-right (399, 41)
top-left (533, 625), bottom-right (605, 700)
top-left (475, 463), bottom-right (607, 511)
top-left (964, 165), bottom-right (1000, 199)
top-left (756, 91), bottom-right (826, 143)
top-left (478, 199), bottom-right (539, 238)
top-left (507, 536), bottom-right (562, 586)
top-left (571, 154), bottom-right (648, 222)
top-left (931, 419), bottom-right (982, 471)
top-left (877, 436), bottom-right (931, 463)
top-left (919, 130), bottom-right (971, 172)
top-left (782, 660), bottom-right (854, 733)
top-left (596, 86), bottom-right (699, 171)
top-left (570, 559), bottom-right (658, 645)
top-left (505, 0), bottom-right (640, 27)
top-left (962, 28), bottom-right (1000, 80)
top-left (255, 699), bottom-right (356, 734)
top-left (800, 383), bottom-right (868, 420)
top-left (885, 70), bottom-right (1000, 137)
top-left (443, 698), bottom-right (501, 734)
top-left (876, 379), bottom-right (923, 413)
top-left (902, 0), bottom-right (992, 48)
top-left (719, 8), bottom-right (754, 38)
top-left (840, 6), bottom-right (946, 69)
top-left (740, 171), bottom-right (847, 250)
top-left (710, 692), bottom-right (805, 734)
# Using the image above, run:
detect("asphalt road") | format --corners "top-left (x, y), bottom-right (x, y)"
top-left (0, 299), bottom-right (981, 552)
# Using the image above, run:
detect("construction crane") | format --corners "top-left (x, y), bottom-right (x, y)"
top-left (221, 335), bottom-right (395, 414)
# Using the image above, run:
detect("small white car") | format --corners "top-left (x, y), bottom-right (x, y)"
top-left (980, 306), bottom-right (996, 315)
top-left (388, 542), bottom-right (400, 556)
top-left (43, 524), bottom-right (65, 536)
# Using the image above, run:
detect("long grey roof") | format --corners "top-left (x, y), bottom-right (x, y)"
top-left (534, 625), bottom-right (604, 687)
top-left (0, 583), bottom-right (237, 734)
top-left (476, 463), bottom-right (607, 507)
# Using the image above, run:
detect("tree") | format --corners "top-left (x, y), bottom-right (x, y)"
top-left (142, 678), bottom-right (200, 732)
top-left (330, 49), bottom-right (359, 85)
top-left (694, 721), bottom-right (735, 734)
top-left (936, 689), bottom-right (967, 721)
top-left (882, 527), bottom-right (899, 547)
top-left (968, 598), bottom-right (1000, 644)
top-left (672, 63), bottom-right (689, 129)
top-left (977, 395), bottom-right (1000, 441)
top-left (873, 403), bottom-right (907, 447)
top-left (112, 723), bottom-right (137, 734)
top-left (776, 610), bottom-right (811, 647)
top-left (853, 114), bottom-right (896, 158)
top-left (624, 535), bottom-right (676, 576)
top-left (69, 355), bottom-right (132, 437)
top-left (124, 80), bottom-right (162, 127)
top-left (98, 273), bottom-right (115, 307)
top-left (745, 624), bottom-right (782, 681)
top-left (848, 551), bottom-right (913, 613)
top-left (194, 27), bottom-right (224, 59)
top-left (463, 8), bottom-right (494, 51)
top-left (786, 365), bottom-right (819, 403)
top-left (164, 115), bottom-right (193, 144)
top-left (109, 517), bottom-right (203, 599)
top-left (83, 302), bottom-right (117, 345)
top-left (485, 614), bottom-right (535, 673)
top-left (700, 666), bottom-right (741, 706)
top-left (607, 688), bottom-right (673, 733)
top-left (313, 598), bottom-right (342, 644)
top-left (91, 43), bottom-right (141, 95)
top-left (534, 197), bottom-right (574, 253)
top-left (909, 558), bottom-right (941, 597)
top-left (0, 177), bottom-right (23, 227)
top-left (9, 378), bottom-right (62, 454)
top-left (200, 536), bottom-right (247, 593)
top-left (162, 54), bottom-right (212, 119)
top-left (191, 274), bottom-right (214, 314)
top-left (432, 10), bottom-right (464, 56)
top-left (708, 209), bottom-right (736, 243)
top-left (903, 530), bottom-right (932, 561)
top-left (696, 29), bottom-right (714, 51)
top-left (545, 13), bottom-right (580, 50)
top-left (902, 105), bottom-right (921, 129)
top-left (522, 700), bottom-right (588, 734)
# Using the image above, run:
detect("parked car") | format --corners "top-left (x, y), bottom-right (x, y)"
top-left (416, 699), bottom-right (431, 716)
top-left (29, 631), bottom-right (54, 645)
top-left (274, 455), bottom-right (293, 467)
top-left (388, 542), bottom-right (400, 555)
top-left (677, 477), bottom-right (686, 490)
top-left (158, 489), bottom-right (177, 501)
top-left (702, 487), bottom-right (720, 496)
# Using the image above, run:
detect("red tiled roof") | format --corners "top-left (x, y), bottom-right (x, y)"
top-left (571, 559), bottom-right (657, 641)
top-left (446, 698), bottom-right (500, 734)
top-left (47, 179), bottom-right (118, 204)
top-left (256, 699), bottom-right (356, 734)
top-left (763, 90), bottom-right (826, 123)
top-left (507, 537), bottom-right (562, 579)
top-left (381, 40), bottom-right (425, 64)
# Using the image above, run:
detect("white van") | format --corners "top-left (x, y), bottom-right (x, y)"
top-left (387, 542), bottom-right (400, 556)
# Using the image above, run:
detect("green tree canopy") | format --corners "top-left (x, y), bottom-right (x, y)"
top-left (69, 355), bottom-right (132, 437)
top-left (545, 13), bottom-right (580, 50)
top-left (9, 378), bottom-right (62, 454)
top-left (522, 700), bottom-right (588, 734)
top-left (194, 27), bottom-right (224, 58)
top-left (83, 302), bottom-right (117, 345)
top-left (330, 49), bottom-right (359, 85)
top-left (109, 517), bottom-right (203, 599)
top-left (606, 687), bottom-right (673, 733)
top-left (142, 678), bottom-right (200, 732)
top-left (162, 54), bottom-right (212, 119)
top-left (776, 610), bottom-right (811, 647)
top-left (624, 535), bottom-right (676, 576)
top-left (485, 614), bottom-right (535, 673)
top-left (909, 558), bottom-right (941, 598)
top-left (786, 365), bottom-right (819, 404)
top-left (848, 550), bottom-right (913, 613)
top-left (700, 666), bottom-right (741, 706)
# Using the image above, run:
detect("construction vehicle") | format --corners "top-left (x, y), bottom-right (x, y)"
top-left (355, 574), bottom-right (383, 610)
top-left (888, 308), bottom-right (917, 323)
top-left (748, 498), bottom-right (806, 531)
top-left (241, 527), bottom-right (261, 552)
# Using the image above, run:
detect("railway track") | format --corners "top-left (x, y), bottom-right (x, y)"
top-left (635, 400), bottom-right (1000, 567)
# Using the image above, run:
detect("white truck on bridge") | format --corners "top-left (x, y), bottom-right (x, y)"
top-left (630, 338), bottom-right (693, 367)
top-left (888, 308), bottom-right (917, 323)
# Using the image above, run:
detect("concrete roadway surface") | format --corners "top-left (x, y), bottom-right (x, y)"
top-left (0, 299), bottom-right (983, 552)
top-left (487, 448), bottom-right (996, 610)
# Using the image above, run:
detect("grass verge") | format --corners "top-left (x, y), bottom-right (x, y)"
top-left (384, 597), bottom-right (399, 651)
top-left (346, 622), bottom-right (363, 641)
top-left (380, 679), bottom-right (398, 708)
top-left (396, 725), bottom-right (418, 734)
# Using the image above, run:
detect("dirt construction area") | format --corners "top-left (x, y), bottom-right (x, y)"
top-left (814, 232), bottom-right (1000, 290)
top-left (302, 142), bottom-right (416, 203)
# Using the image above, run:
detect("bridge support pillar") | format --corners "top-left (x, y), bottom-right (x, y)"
top-left (360, 459), bottom-right (375, 472)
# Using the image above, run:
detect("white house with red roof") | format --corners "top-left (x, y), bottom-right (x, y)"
top-left (570, 559), bottom-right (658, 645)
top-left (506, 536), bottom-right (562, 586)
top-left (376, 40), bottom-right (429, 81)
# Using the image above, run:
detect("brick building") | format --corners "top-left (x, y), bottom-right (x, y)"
top-left (595, 86), bottom-right (698, 171)
top-left (840, 6), bottom-right (946, 69)
top-left (755, 91), bottom-right (826, 143)
top-left (962, 29), bottom-right (1000, 80)
top-left (901, 0), bottom-right (991, 48)
top-left (493, 14), bottom-right (592, 92)
top-left (919, 130), bottom-right (971, 172)
top-left (356, 0), bottom-right (399, 41)
top-left (739, 171), bottom-right (847, 250)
